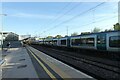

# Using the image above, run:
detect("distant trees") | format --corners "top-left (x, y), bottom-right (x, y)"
top-left (91, 27), bottom-right (101, 33)
top-left (104, 29), bottom-right (113, 32)
top-left (71, 32), bottom-right (79, 36)
top-left (45, 35), bottom-right (62, 39)
top-left (64, 35), bottom-right (68, 37)
top-left (46, 36), bottom-right (53, 39)
top-left (54, 35), bottom-right (62, 38)
top-left (113, 23), bottom-right (120, 30)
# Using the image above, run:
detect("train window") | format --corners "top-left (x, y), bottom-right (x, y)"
top-left (80, 38), bottom-right (86, 45)
top-left (71, 38), bottom-right (80, 46)
top-left (80, 38), bottom-right (94, 46)
top-left (86, 38), bottom-right (94, 46)
top-left (53, 40), bottom-right (57, 45)
top-left (49, 41), bottom-right (52, 44)
top-left (109, 36), bottom-right (120, 48)
top-left (61, 40), bottom-right (66, 45)
top-left (97, 36), bottom-right (106, 44)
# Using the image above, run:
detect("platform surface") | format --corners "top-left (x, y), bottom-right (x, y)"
top-left (1, 47), bottom-right (38, 78)
top-left (28, 45), bottom-right (94, 79)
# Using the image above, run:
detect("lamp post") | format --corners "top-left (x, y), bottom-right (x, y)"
top-left (0, 14), bottom-right (7, 65)
top-left (0, 14), bottom-right (7, 50)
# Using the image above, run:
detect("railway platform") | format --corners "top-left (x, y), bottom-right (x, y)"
top-left (1, 41), bottom-right (95, 79)
top-left (26, 45), bottom-right (94, 79)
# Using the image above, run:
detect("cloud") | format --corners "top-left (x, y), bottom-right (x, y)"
top-left (10, 13), bottom-right (55, 19)
top-left (9, 12), bottom-right (76, 21)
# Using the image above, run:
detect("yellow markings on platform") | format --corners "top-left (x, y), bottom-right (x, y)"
top-left (29, 46), bottom-right (71, 78)
top-left (28, 48), bottom-right (57, 80)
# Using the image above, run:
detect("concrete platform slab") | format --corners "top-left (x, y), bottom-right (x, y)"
top-left (1, 47), bottom-right (38, 78)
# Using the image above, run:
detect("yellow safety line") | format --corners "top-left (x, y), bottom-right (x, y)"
top-left (30, 46), bottom-right (71, 78)
top-left (28, 47), bottom-right (57, 80)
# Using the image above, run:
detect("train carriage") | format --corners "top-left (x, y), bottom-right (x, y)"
top-left (30, 30), bottom-right (120, 52)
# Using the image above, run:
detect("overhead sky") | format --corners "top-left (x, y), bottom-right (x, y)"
top-left (1, 2), bottom-right (118, 37)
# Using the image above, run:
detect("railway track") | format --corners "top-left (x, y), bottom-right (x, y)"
top-left (30, 44), bottom-right (120, 80)
top-left (50, 48), bottom-right (120, 68)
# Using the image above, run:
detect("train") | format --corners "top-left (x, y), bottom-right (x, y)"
top-left (29, 30), bottom-right (120, 52)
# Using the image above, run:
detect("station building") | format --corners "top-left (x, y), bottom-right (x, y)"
top-left (0, 32), bottom-right (19, 41)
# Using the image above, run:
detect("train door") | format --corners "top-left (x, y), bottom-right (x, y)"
top-left (67, 38), bottom-right (70, 47)
top-left (97, 33), bottom-right (106, 50)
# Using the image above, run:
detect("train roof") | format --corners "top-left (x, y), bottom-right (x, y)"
top-left (44, 38), bottom-right (53, 41)
top-left (53, 38), bottom-right (59, 40)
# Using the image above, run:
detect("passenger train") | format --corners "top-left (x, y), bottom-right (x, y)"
top-left (30, 30), bottom-right (120, 52)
